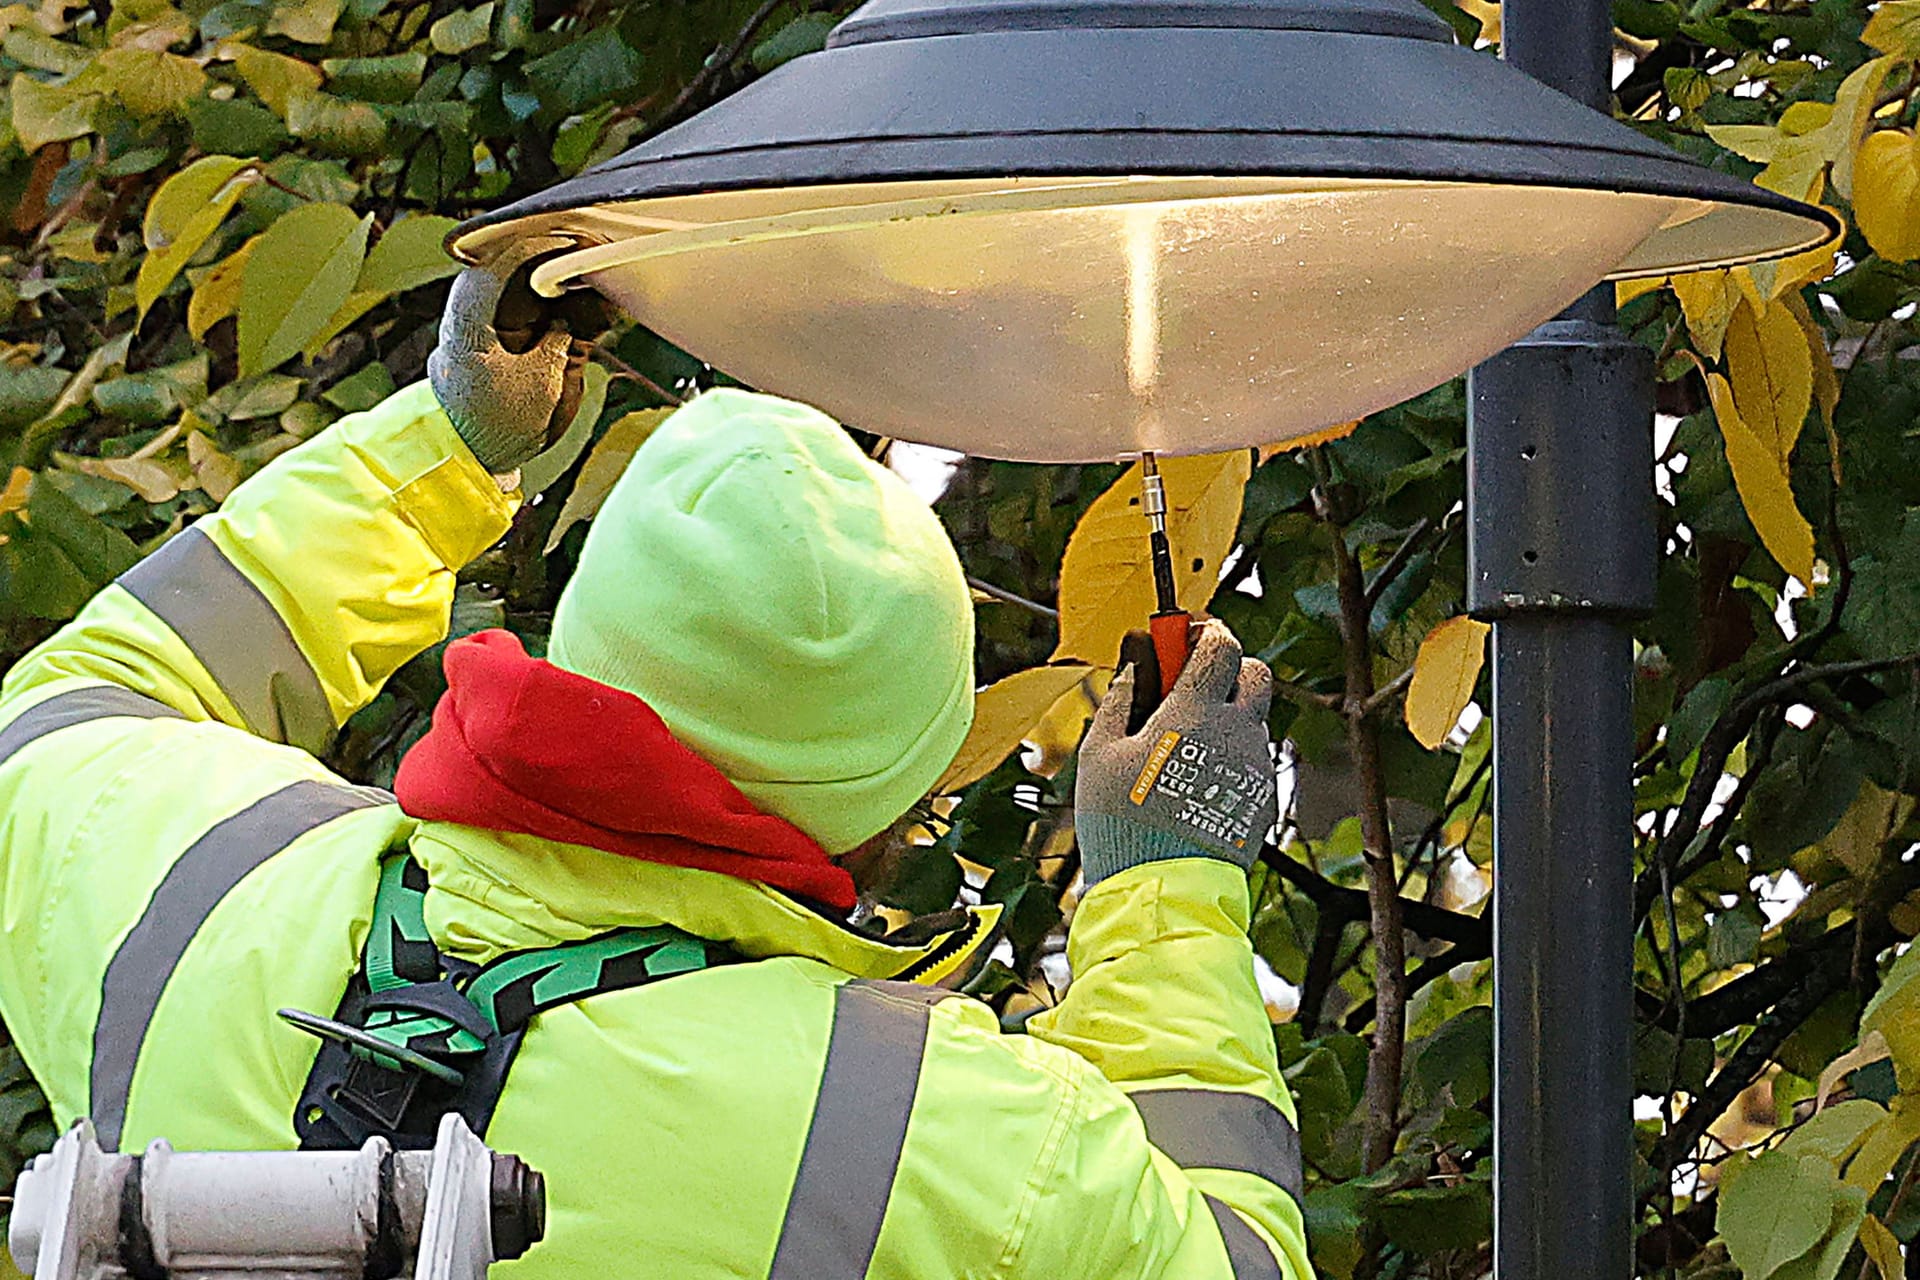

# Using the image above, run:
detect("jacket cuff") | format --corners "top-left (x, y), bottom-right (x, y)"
top-left (338, 380), bottom-right (519, 568)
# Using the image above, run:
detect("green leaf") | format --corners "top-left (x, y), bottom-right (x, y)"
top-left (1302, 1183), bottom-right (1369, 1280)
top-left (1769, 1185), bottom-right (1868, 1280)
top-left (429, 3), bottom-right (492, 53)
top-left (285, 90), bottom-right (389, 156)
top-left (524, 26), bottom-right (644, 117)
top-left (1708, 901), bottom-right (1765, 969)
top-left (356, 215), bottom-right (460, 296)
top-left (25, 468), bottom-right (140, 583)
top-left (321, 361), bottom-right (395, 413)
top-left (10, 74), bottom-right (99, 151)
top-left (265, 0), bottom-right (344, 43)
top-left (238, 202), bottom-right (370, 376)
top-left (4, 30), bottom-right (89, 76)
top-left (1410, 1005), bottom-right (1491, 1109)
top-left (1375, 1182), bottom-right (1492, 1256)
top-left (320, 52), bottom-right (427, 104)
top-left (751, 12), bottom-right (838, 71)
top-left (203, 372), bottom-right (303, 421)
top-left (1667, 677), bottom-right (1732, 764)
top-left (1780, 1100), bottom-right (1888, 1164)
top-left (0, 366), bottom-right (72, 431)
top-left (81, 48), bottom-right (207, 117)
top-left (1718, 1151), bottom-right (1841, 1280)
top-left (186, 95), bottom-right (288, 154)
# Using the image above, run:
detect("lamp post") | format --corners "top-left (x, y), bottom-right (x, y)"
top-left (1469, 5), bottom-right (1647, 1280)
top-left (457, 1), bottom-right (1834, 1272)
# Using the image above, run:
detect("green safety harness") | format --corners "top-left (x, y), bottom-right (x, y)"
top-left (286, 855), bottom-right (739, 1150)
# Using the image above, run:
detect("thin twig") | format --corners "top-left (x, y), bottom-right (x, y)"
top-left (590, 347), bottom-right (685, 406)
top-left (650, 0), bottom-right (788, 127)
top-left (1274, 675), bottom-right (1341, 711)
top-left (966, 575), bottom-right (1059, 619)
top-left (1360, 665), bottom-right (1415, 720)
top-left (1363, 517), bottom-right (1434, 609)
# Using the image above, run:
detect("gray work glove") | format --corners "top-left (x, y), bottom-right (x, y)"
top-left (428, 238), bottom-right (602, 474)
top-left (1076, 620), bottom-right (1278, 885)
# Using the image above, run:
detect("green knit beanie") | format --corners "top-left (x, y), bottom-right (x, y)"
top-left (547, 388), bottom-right (975, 854)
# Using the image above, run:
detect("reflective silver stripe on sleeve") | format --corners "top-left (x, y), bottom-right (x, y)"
top-left (0, 687), bottom-right (183, 770)
top-left (116, 526), bottom-right (333, 751)
top-left (766, 980), bottom-right (950, 1280)
top-left (91, 779), bottom-right (390, 1151)
top-left (1205, 1195), bottom-right (1286, 1280)
top-left (1132, 1088), bottom-right (1306, 1200)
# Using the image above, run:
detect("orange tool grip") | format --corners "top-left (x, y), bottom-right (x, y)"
top-left (1150, 611), bottom-right (1191, 699)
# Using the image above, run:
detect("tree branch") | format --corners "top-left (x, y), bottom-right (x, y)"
top-left (1258, 843), bottom-right (1489, 948)
top-left (966, 575), bottom-right (1059, 620)
top-left (1325, 492), bottom-right (1407, 1174)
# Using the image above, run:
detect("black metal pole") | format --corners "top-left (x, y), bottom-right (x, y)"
top-left (1469, 4), bottom-right (1656, 1280)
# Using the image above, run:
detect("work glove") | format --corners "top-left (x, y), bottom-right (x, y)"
top-left (1076, 619), bottom-right (1278, 885)
top-left (428, 238), bottom-right (607, 475)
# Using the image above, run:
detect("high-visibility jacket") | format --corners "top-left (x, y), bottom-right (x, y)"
top-left (0, 380), bottom-right (1311, 1280)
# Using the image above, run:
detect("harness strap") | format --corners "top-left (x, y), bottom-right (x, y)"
top-left (293, 855), bottom-right (739, 1150)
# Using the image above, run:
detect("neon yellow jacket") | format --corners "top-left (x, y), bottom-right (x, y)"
top-left (0, 380), bottom-right (1310, 1280)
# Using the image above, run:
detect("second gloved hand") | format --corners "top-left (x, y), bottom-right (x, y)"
top-left (1076, 619), bottom-right (1278, 885)
top-left (428, 240), bottom-right (603, 475)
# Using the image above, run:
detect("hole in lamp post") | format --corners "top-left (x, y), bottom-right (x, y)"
top-left (1522, 550), bottom-right (1539, 564)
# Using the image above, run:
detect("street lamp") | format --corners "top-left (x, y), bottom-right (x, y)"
top-left (454, 0), bottom-right (1832, 462)
top-left (456, 5), bottom-right (1834, 1280)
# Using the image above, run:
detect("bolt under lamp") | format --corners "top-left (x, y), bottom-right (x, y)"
top-left (453, 0), bottom-right (1836, 464)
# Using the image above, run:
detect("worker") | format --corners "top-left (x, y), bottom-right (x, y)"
top-left (0, 246), bottom-right (1308, 1280)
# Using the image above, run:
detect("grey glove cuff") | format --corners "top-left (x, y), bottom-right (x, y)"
top-left (1077, 812), bottom-right (1250, 885)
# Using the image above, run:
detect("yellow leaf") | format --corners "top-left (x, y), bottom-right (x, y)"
top-left (53, 450), bottom-right (186, 503)
top-left (1706, 372), bottom-right (1815, 589)
top-left (185, 429), bottom-right (240, 501)
top-left (1053, 451), bottom-right (1250, 667)
top-left (1753, 206), bottom-right (1843, 299)
top-left (1260, 419), bottom-right (1358, 461)
top-left (1818, 1029), bottom-right (1892, 1110)
top-left (1853, 129), bottom-right (1920, 263)
top-left (1864, 0), bottom-right (1920, 57)
top-left (1847, 1096), bottom-right (1920, 1192)
top-left (223, 41), bottom-right (322, 115)
top-left (135, 164), bottom-right (258, 320)
top-left (1615, 276), bottom-right (1667, 308)
top-left (186, 236), bottom-right (255, 340)
top-left (1404, 616), bottom-right (1490, 749)
top-left (937, 663), bottom-right (1095, 794)
top-left (1779, 290), bottom-right (1840, 434)
top-left (1026, 669), bottom-right (1108, 779)
top-left (1828, 56), bottom-right (1899, 200)
top-left (1724, 298), bottom-right (1812, 466)
top-left (543, 408), bottom-right (675, 553)
top-left (1859, 1215), bottom-right (1903, 1280)
top-left (1863, 946), bottom-right (1920, 1094)
top-left (1707, 123), bottom-right (1786, 162)
top-left (0, 464), bottom-right (29, 516)
top-left (1780, 101), bottom-right (1836, 137)
top-left (1826, 781), bottom-right (1913, 878)
top-left (1672, 269), bottom-right (1740, 359)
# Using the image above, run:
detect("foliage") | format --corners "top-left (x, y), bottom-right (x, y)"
top-left (0, 2), bottom-right (1918, 1280)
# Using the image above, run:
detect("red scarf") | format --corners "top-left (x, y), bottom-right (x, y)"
top-left (393, 630), bottom-right (856, 910)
